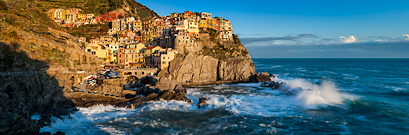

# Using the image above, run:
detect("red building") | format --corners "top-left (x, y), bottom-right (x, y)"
top-left (96, 11), bottom-right (125, 22)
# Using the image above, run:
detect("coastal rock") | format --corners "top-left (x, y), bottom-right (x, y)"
top-left (53, 131), bottom-right (65, 135)
top-left (0, 113), bottom-right (40, 135)
top-left (198, 97), bottom-right (208, 109)
top-left (218, 57), bottom-right (257, 82)
top-left (260, 81), bottom-right (282, 89)
top-left (159, 53), bottom-right (256, 83)
top-left (256, 72), bottom-right (272, 82)
top-left (0, 49), bottom-right (3, 59)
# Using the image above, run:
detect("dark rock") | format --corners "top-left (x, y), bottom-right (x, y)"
top-left (159, 90), bottom-right (175, 100)
top-left (187, 99), bottom-right (193, 104)
top-left (256, 72), bottom-right (272, 82)
top-left (53, 131), bottom-right (65, 135)
top-left (0, 113), bottom-right (40, 135)
top-left (125, 94), bottom-right (136, 99)
top-left (138, 76), bottom-right (157, 85)
top-left (198, 97), bottom-right (209, 109)
top-left (37, 113), bottom-right (52, 127)
top-left (39, 132), bottom-right (52, 135)
top-left (260, 81), bottom-right (281, 89)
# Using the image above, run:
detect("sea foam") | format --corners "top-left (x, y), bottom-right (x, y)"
top-left (277, 78), bottom-right (344, 109)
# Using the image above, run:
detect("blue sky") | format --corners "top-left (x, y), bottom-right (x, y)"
top-left (137, 0), bottom-right (409, 58)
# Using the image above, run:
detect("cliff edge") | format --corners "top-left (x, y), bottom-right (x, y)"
top-left (158, 38), bottom-right (257, 85)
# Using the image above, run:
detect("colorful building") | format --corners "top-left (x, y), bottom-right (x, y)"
top-left (144, 46), bottom-right (163, 66)
top-left (96, 11), bottom-right (125, 22)
top-left (153, 48), bottom-right (178, 70)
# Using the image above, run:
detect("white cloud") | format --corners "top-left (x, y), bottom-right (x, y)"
top-left (340, 35), bottom-right (356, 43)
top-left (402, 34), bottom-right (409, 41)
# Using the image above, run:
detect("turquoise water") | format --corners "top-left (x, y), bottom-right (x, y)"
top-left (253, 58), bottom-right (409, 134)
top-left (40, 58), bottom-right (409, 134)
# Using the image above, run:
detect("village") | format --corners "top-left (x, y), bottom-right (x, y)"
top-left (46, 9), bottom-right (235, 70)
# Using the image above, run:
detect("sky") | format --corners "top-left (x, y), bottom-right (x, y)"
top-left (137, 0), bottom-right (409, 58)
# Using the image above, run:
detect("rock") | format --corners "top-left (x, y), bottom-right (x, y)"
top-left (158, 53), bottom-right (257, 83)
top-left (53, 131), bottom-right (65, 135)
top-left (0, 49), bottom-right (3, 59)
top-left (218, 58), bottom-right (256, 82)
top-left (260, 81), bottom-right (281, 89)
top-left (138, 76), bottom-right (157, 85)
top-left (187, 99), bottom-right (193, 104)
top-left (256, 72), bottom-right (272, 82)
top-left (198, 97), bottom-right (208, 109)
top-left (269, 74), bottom-right (277, 79)
top-left (122, 90), bottom-right (137, 97)
top-left (0, 113), bottom-right (40, 134)
top-left (125, 93), bottom-right (136, 99)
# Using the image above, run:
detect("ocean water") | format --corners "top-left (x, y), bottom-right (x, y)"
top-left (39, 58), bottom-right (409, 134)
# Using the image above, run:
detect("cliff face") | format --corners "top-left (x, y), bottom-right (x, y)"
top-left (159, 49), bottom-right (257, 84)
top-left (0, 42), bottom-right (75, 134)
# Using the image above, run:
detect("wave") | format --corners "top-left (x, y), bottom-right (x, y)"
top-left (274, 78), bottom-right (350, 109)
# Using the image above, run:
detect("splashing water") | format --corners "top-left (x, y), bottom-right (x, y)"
top-left (277, 79), bottom-right (344, 109)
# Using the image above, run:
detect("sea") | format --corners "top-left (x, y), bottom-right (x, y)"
top-left (36, 58), bottom-right (409, 134)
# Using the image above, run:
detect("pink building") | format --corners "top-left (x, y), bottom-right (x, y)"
top-left (153, 48), bottom-right (178, 70)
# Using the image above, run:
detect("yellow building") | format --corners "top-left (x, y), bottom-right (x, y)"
top-left (205, 18), bottom-right (218, 29)
top-left (47, 9), bottom-right (56, 19)
top-left (199, 18), bottom-right (207, 28)
top-left (188, 20), bottom-right (199, 33)
top-left (85, 43), bottom-right (108, 60)
top-left (132, 21), bottom-right (142, 31)
top-left (77, 14), bottom-right (85, 20)
top-left (55, 9), bottom-right (66, 20)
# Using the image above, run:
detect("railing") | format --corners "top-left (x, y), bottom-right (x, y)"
top-left (119, 68), bottom-right (157, 71)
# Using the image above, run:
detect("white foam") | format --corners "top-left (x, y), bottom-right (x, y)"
top-left (277, 79), bottom-right (345, 109)
top-left (40, 105), bottom-right (138, 134)
top-left (270, 65), bottom-right (283, 68)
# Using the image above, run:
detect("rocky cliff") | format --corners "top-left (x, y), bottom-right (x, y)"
top-left (159, 43), bottom-right (257, 84)
top-left (0, 42), bottom-right (76, 134)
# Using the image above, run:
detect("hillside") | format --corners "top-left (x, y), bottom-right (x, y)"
top-left (0, 0), bottom-right (158, 40)
top-left (0, 1), bottom-right (115, 134)
top-left (35, 0), bottom-right (157, 20)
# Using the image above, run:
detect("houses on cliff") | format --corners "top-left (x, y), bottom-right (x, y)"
top-left (46, 9), bottom-right (236, 70)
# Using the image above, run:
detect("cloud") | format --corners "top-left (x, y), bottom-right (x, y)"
top-left (246, 41), bottom-right (409, 58)
top-left (402, 34), bottom-right (409, 41)
top-left (298, 34), bottom-right (317, 37)
top-left (241, 34), bottom-right (317, 45)
top-left (340, 35), bottom-right (356, 43)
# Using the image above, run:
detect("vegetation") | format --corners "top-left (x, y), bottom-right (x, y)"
top-left (65, 23), bottom-right (110, 40)
top-left (233, 34), bottom-right (241, 45)
top-left (35, 0), bottom-right (158, 20)
top-left (0, 0), bottom-right (60, 33)
top-left (207, 28), bottom-right (220, 44)
top-left (201, 44), bottom-right (249, 61)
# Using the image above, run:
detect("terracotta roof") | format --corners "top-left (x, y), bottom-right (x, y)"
top-left (145, 46), bottom-right (160, 50)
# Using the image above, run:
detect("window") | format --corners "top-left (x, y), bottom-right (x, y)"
top-left (163, 57), bottom-right (165, 59)
top-left (162, 62), bottom-right (166, 64)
